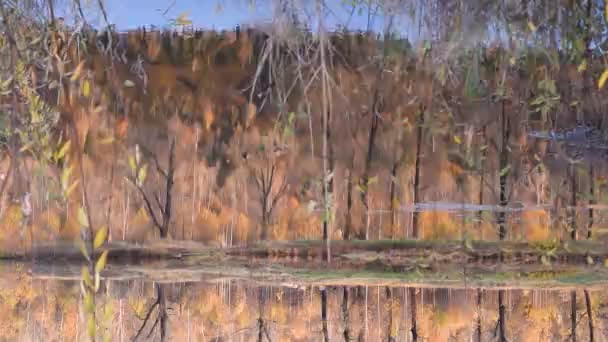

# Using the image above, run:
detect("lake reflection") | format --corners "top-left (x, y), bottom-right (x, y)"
top-left (0, 266), bottom-right (604, 341)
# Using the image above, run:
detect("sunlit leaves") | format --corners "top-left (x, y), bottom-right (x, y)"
top-left (78, 207), bottom-right (89, 228)
top-left (87, 316), bottom-right (96, 340)
top-left (136, 164), bottom-right (148, 187)
top-left (598, 70), bottom-right (608, 89)
top-left (81, 266), bottom-right (93, 288)
top-left (95, 250), bottom-right (109, 275)
top-left (94, 226), bottom-right (108, 249)
top-left (175, 12), bottom-right (193, 26)
top-left (70, 60), bottom-right (86, 82)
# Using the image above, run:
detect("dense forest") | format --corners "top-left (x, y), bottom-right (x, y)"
top-left (3, 0), bottom-right (608, 341)
top-left (2, 0), bottom-right (608, 251)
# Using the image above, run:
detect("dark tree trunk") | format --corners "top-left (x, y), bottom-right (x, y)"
top-left (409, 287), bottom-right (418, 341)
top-left (476, 288), bottom-right (483, 342)
top-left (342, 287), bottom-right (350, 342)
top-left (323, 108), bottom-right (334, 242)
top-left (571, 163), bottom-right (577, 240)
top-left (498, 100), bottom-right (510, 241)
top-left (571, 290), bottom-right (577, 342)
top-left (588, 165), bottom-right (594, 239)
top-left (498, 289), bottom-right (506, 342)
top-left (584, 290), bottom-right (594, 342)
top-left (412, 108), bottom-right (424, 239)
top-left (344, 163), bottom-right (353, 240)
top-left (321, 287), bottom-right (329, 342)
top-left (478, 126), bottom-right (487, 236)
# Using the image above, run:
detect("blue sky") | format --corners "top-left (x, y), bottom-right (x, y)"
top-left (67, 0), bottom-right (405, 33)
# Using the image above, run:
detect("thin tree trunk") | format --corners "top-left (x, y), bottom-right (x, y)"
top-left (344, 159), bottom-right (353, 240)
top-left (321, 287), bottom-right (329, 342)
top-left (409, 287), bottom-right (418, 342)
top-left (571, 290), bottom-right (577, 342)
top-left (571, 163), bottom-right (577, 240)
top-left (588, 164), bottom-right (594, 239)
top-left (584, 289), bottom-right (594, 342)
top-left (412, 107), bottom-right (424, 239)
top-left (386, 287), bottom-right (396, 342)
top-left (498, 289), bottom-right (506, 342)
top-left (498, 100), bottom-right (509, 241)
top-left (478, 126), bottom-right (487, 237)
top-left (476, 288), bottom-right (483, 342)
top-left (342, 287), bottom-right (350, 342)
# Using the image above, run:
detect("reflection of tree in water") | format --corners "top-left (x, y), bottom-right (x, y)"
top-left (133, 283), bottom-right (168, 341)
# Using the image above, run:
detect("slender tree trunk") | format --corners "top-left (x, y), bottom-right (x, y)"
top-left (321, 287), bottom-right (329, 342)
top-left (389, 162), bottom-right (399, 239)
top-left (498, 289), bottom-right (506, 342)
top-left (588, 165), bottom-right (594, 239)
top-left (386, 287), bottom-right (396, 342)
top-left (584, 290), bottom-right (594, 342)
top-left (571, 290), bottom-right (577, 342)
top-left (498, 100), bottom-right (509, 241)
top-left (571, 163), bottom-right (577, 240)
top-left (409, 287), bottom-right (418, 342)
top-left (476, 288), bottom-right (483, 342)
top-left (344, 161), bottom-right (353, 240)
top-left (342, 287), bottom-right (350, 342)
top-left (478, 126), bottom-right (487, 237)
top-left (412, 107), bottom-right (424, 239)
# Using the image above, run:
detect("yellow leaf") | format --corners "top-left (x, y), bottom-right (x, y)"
top-left (605, 2), bottom-right (608, 22)
top-left (78, 207), bottom-right (89, 228)
top-left (56, 140), bottom-right (71, 161)
top-left (83, 292), bottom-right (94, 314)
top-left (94, 226), bottom-right (108, 249)
top-left (87, 315), bottom-right (96, 339)
top-left (70, 61), bottom-right (86, 82)
top-left (94, 271), bottom-right (101, 292)
top-left (65, 180), bottom-right (79, 197)
top-left (128, 155), bottom-right (136, 173)
top-left (137, 164), bottom-right (148, 186)
top-left (99, 136), bottom-right (115, 145)
top-left (176, 12), bottom-right (193, 25)
top-left (453, 135), bottom-right (462, 144)
top-left (598, 69), bottom-right (608, 89)
top-left (82, 80), bottom-right (90, 97)
top-left (587, 255), bottom-right (594, 265)
top-left (577, 60), bottom-right (587, 73)
top-left (604, 258), bottom-right (608, 267)
top-left (528, 21), bottom-right (537, 32)
top-left (81, 266), bottom-right (93, 288)
top-left (77, 239), bottom-right (90, 262)
top-left (95, 250), bottom-right (109, 274)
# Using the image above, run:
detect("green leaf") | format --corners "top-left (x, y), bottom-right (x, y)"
top-left (81, 266), bottom-right (93, 289)
top-left (83, 292), bottom-right (95, 314)
top-left (94, 226), bottom-right (108, 249)
top-left (78, 207), bottom-right (89, 228)
top-left (500, 165), bottom-right (511, 177)
top-left (95, 250), bottom-right (109, 274)
top-left (87, 315), bottom-right (96, 340)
